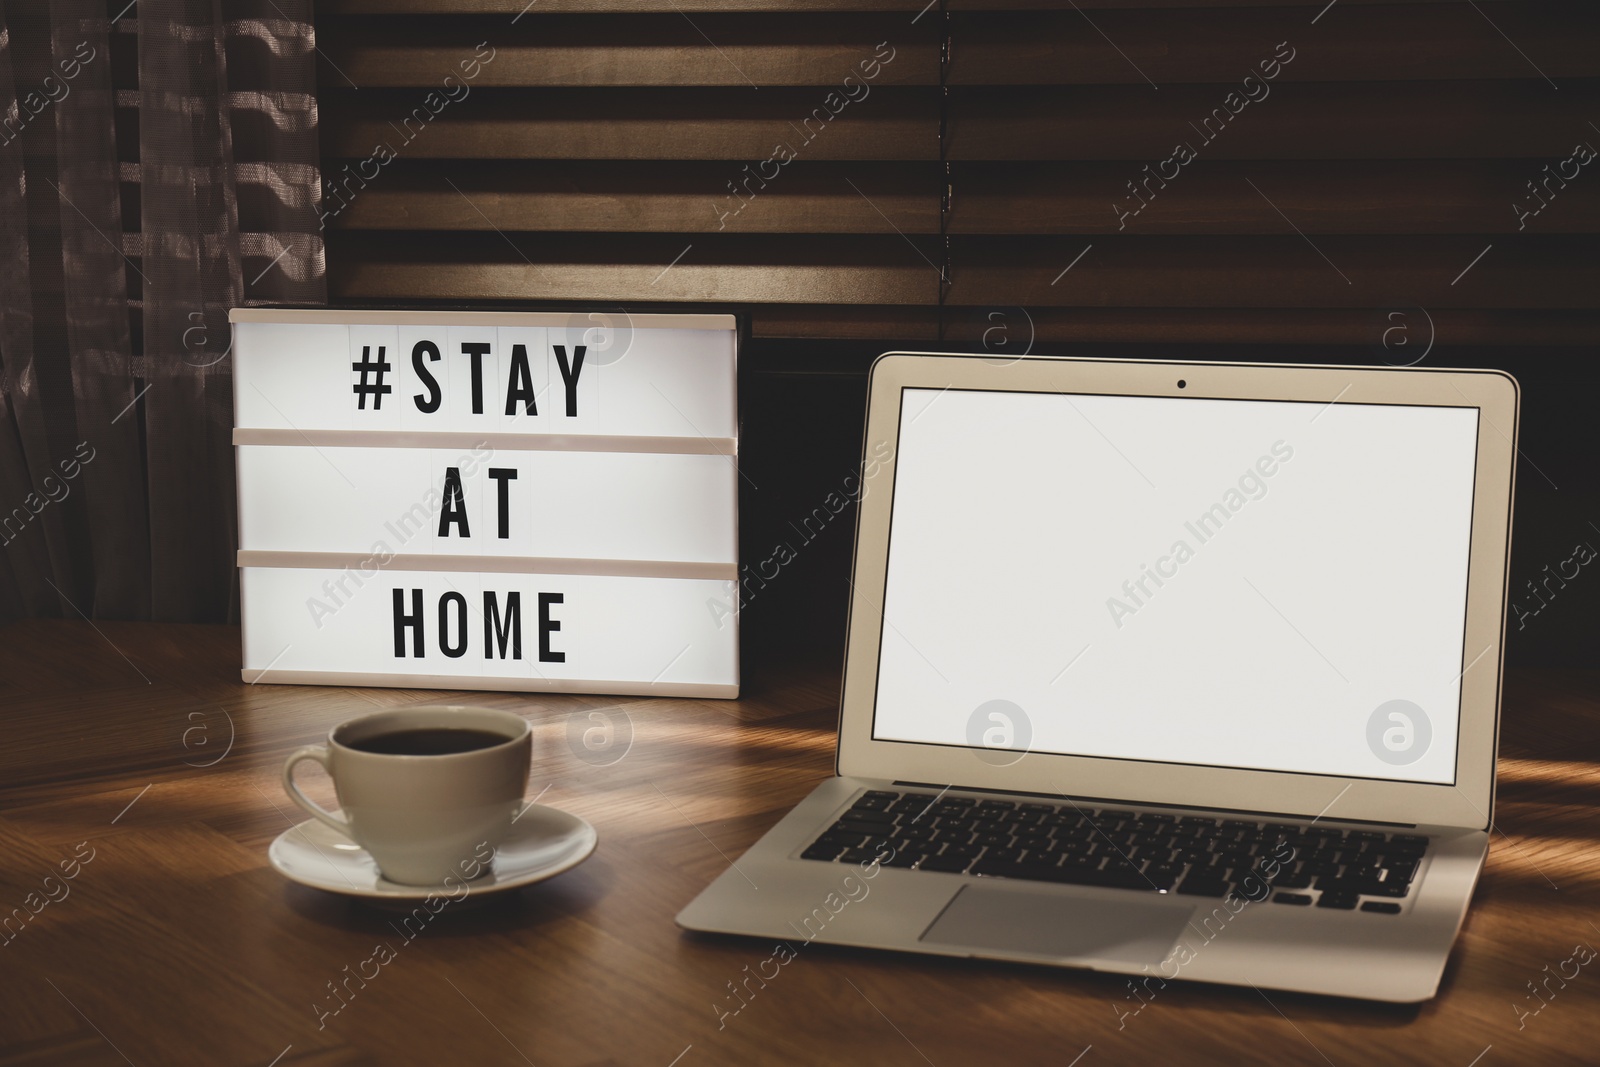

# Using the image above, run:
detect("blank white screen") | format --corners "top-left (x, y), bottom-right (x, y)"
top-left (872, 388), bottom-right (1480, 785)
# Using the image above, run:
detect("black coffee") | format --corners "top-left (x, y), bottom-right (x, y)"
top-left (348, 728), bottom-right (510, 756)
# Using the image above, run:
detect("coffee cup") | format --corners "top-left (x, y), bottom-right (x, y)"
top-left (282, 705), bottom-right (531, 886)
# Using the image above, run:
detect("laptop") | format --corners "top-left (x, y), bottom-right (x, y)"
top-left (678, 353), bottom-right (1518, 1003)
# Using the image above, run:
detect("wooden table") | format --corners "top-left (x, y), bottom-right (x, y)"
top-left (1, 620), bottom-right (1596, 1066)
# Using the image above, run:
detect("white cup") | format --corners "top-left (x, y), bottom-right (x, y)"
top-left (283, 705), bottom-right (531, 886)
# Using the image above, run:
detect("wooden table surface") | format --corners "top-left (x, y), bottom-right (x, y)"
top-left (1, 620), bottom-right (1596, 1067)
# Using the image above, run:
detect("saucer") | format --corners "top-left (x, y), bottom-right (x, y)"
top-left (268, 804), bottom-right (597, 901)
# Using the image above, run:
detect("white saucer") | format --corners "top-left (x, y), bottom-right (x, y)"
top-left (268, 804), bottom-right (597, 901)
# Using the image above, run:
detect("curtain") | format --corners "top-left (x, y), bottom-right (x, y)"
top-left (0, 0), bottom-right (324, 626)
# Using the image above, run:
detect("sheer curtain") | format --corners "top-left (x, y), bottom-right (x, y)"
top-left (0, 0), bottom-right (324, 625)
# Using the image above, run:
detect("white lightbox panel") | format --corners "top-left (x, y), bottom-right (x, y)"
top-left (241, 567), bottom-right (737, 692)
top-left (237, 444), bottom-right (738, 562)
top-left (234, 319), bottom-right (736, 438)
top-left (232, 309), bottom-right (739, 698)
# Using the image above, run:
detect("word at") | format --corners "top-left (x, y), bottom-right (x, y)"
top-left (306, 444), bottom-right (494, 628)
top-left (1, 840), bottom-right (96, 946)
top-left (714, 847), bottom-right (893, 1029)
top-left (321, 42), bottom-right (496, 228)
top-left (705, 438), bottom-right (894, 629)
top-left (1, 440), bottom-right (96, 547)
top-left (1106, 440), bottom-right (1294, 628)
top-left (393, 589), bottom-right (566, 662)
top-left (1515, 142), bottom-right (1596, 231)
top-left (1, 41), bottom-right (95, 147)
top-left (1114, 840), bottom-right (1295, 1030)
top-left (1512, 539), bottom-right (1597, 630)
top-left (1115, 40), bottom-right (1297, 230)
top-left (712, 42), bottom-right (897, 230)
top-left (315, 841), bottom-right (494, 1028)
top-left (351, 340), bottom-right (587, 416)
top-left (1513, 940), bottom-right (1595, 1030)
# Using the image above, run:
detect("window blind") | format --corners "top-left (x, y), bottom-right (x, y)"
top-left (317, 0), bottom-right (1600, 349)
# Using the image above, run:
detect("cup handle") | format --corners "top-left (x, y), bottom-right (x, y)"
top-left (282, 745), bottom-right (353, 837)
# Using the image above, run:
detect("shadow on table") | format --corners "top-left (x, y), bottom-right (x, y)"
top-left (280, 852), bottom-right (614, 940)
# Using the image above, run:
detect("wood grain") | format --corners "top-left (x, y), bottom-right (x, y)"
top-left (0, 619), bottom-right (1596, 1065)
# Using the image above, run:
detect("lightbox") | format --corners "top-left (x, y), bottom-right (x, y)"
top-left (230, 308), bottom-right (739, 697)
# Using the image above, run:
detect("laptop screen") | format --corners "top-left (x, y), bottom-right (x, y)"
top-left (871, 386), bottom-right (1481, 786)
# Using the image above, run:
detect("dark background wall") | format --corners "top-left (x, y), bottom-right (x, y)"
top-left (311, 1), bottom-right (1600, 669)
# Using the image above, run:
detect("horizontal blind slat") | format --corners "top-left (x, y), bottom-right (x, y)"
top-left (321, 160), bottom-right (939, 232)
top-left (952, 160), bottom-right (1600, 234)
top-left (948, 235), bottom-right (1600, 307)
top-left (319, 87), bottom-right (938, 159)
top-left (951, 5), bottom-right (1600, 84)
top-left (950, 81), bottom-right (1600, 159)
top-left (328, 233), bottom-right (942, 304)
top-left (319, 16), bottom-right (930, 87)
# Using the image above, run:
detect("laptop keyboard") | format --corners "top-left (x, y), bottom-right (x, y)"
top-left (801, 790), bottom-right (1429, 912)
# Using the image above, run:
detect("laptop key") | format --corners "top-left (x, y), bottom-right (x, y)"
top-left (837, 847), bottom-right (883, 864)
top-left (1361, 901), bottom-right (1403, 914)
top-left (1266, 872), bottom-right (1313, 890)
top-left (919, 853), bottom-right (974, 873)
top-left (838, 822), bottom-right (899, 841)
top-left (801, 843), bottom-right (844, 861)
top-left (882, 850), bottom-right (925, 869)
top-left (1316, 891), bottom-right (1360, 910)
top-left (839, 809), bottom-right (896, 825)
top-left (1176, 878), bottom-right (1232, 898)
top-left (1316, 876), bottom-right (1408, 898)
top-left (818, 831), bottom-right (872, 848)
top-left (1273, 893), bottom-right (1313, 906)
top-left (1386, 859), bottom-right (1420, 883)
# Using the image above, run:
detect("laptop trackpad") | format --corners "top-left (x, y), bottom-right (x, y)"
top-left (921, 884), bottom-right (1194, 966)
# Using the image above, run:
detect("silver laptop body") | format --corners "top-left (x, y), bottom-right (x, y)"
top-left (679, 354), bottom-right (1518, 1003)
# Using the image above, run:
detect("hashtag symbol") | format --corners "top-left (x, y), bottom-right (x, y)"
top-left (351, 345), bottom-right (392, 410)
